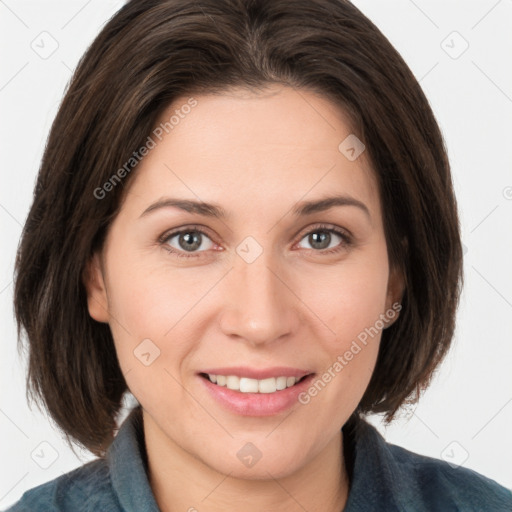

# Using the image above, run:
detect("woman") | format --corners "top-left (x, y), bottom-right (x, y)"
top-left (7, 0), bottom-right (511, 510)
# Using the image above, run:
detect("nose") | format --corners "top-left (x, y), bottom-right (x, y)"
top-left (218, 251), bottom-right (299, 348)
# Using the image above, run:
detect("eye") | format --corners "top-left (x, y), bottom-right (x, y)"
top-left (159, 223), bottom-right (353, 259)
top-left (160, 227), bottom-right (216, 258)
top-left (295, 224), bottom-right (352, 254)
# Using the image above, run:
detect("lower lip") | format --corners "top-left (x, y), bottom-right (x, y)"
top-left (198, 374), bottom-right (316, 416)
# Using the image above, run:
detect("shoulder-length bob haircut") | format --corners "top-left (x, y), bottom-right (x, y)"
top-left (14, 0), bottom-right (463, 456)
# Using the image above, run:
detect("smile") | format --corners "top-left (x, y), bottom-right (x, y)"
top-left (200, 373), bottom-right (309, 394)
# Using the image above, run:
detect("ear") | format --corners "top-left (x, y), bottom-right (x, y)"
top-left (384, 263), bottom-right (405, 328)
top-left (82, 251), bottom-right (110, 323)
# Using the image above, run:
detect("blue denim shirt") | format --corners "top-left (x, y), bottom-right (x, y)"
top-left (5, 405), bottom-right (512, 511)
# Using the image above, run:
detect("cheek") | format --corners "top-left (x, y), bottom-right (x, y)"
top-left (104, 262), bottom-right (193, 407)
top-left (103, 244), bottom-right (219, 393)
top-left (300, 268), bottom-right (387, 420)
top-left (101, 246), bottom-right (184, 378)
top-left (305, 254), bottom-right (390, 345)
top-left (297, 251), bottom-right (388, 407)
top-left (105, 245), bottom-right (201, 339)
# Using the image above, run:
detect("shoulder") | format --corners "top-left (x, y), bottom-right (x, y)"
top-left (4, 405), bottom-right (160, 512)
top-left (346, 419), bottom-right (512, 511)
top-left (3, 458), bottom-right (122, 512)
top-left (376, 426), bottom-right (512, 510)
top-left (387, 441), bottom-right (512, 510)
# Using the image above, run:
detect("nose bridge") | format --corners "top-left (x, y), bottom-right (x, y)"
top-left (218, 245), bottom-right (296, 345)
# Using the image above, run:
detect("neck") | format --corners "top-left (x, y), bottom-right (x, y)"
top-left (143, 411), bottom-right (350, 512)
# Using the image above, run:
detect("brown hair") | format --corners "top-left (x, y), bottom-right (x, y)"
top-left (14, 0), bottom-right (463, 456)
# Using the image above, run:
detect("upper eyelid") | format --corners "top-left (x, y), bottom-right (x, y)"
top-left (296, 223), bottom-right (352, 239)
top-left (159, 225), bottom-right (216, 244)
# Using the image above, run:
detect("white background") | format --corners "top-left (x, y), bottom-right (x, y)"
top-left (1, 0), bottom-right (511, 508)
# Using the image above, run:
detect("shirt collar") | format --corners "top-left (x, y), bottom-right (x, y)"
top-left (343, 418), bottom-right (403, 510)
top-left (108, 405), bottom-right (160, 512)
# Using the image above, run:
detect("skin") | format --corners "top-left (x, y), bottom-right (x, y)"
top-left (84, 84), bottom-right (404, 512)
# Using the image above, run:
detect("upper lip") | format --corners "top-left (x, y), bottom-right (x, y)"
top-left (199, 366), bottom-right (313, 380)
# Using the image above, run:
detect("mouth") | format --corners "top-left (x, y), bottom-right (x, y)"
top-left (198, 372), bottom-right (313, 394)
top-left (198, 370), bottom-right (316, 416)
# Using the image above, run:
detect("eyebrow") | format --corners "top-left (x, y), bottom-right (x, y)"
top-left (139, 194), bottom-right (371, 221)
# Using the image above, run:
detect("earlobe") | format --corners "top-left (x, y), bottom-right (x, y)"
top-left (82, 252), bottom-right (110, 323)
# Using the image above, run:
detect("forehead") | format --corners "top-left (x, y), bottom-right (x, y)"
top-left (122, 85), bottom-right (381, 224)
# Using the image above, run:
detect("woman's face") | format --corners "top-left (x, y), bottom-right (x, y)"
top-left (85, 84), bottom-right (403, 479)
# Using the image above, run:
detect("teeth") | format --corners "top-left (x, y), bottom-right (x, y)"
top-left (207, 374), bottom-right (301, 393)
top-left (276, 376), bottom-right (287, 390)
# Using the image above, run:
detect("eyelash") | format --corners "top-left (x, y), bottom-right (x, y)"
top-left (158, 223), bottom-right (353, 259)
